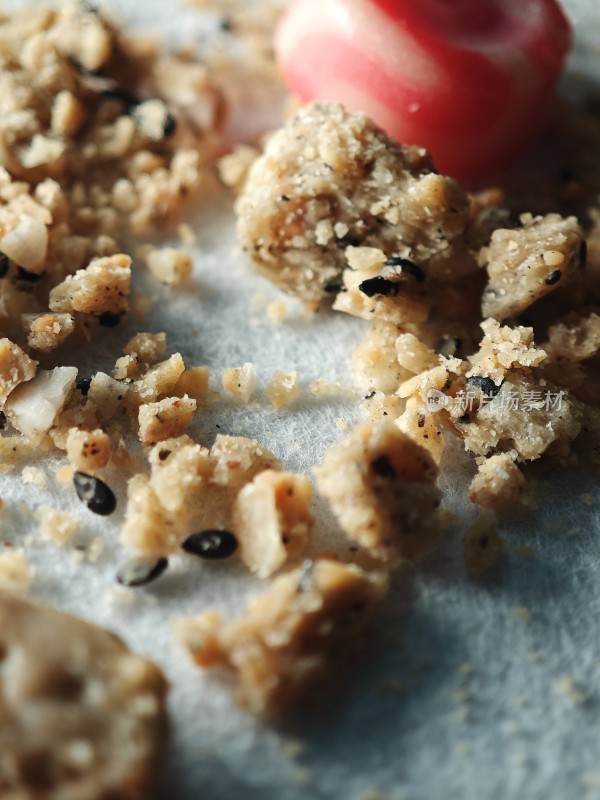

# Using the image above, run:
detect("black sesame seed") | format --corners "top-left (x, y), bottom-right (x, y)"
top-left (384, 256), bottom-right (426, 283)
top-left (371, 455), bottom-right (397, 479)
top-left (220, 16), bottom-right (233, 32)
top-left (16, 267), bottom-right (42, 283)
top-left (335, 233), bottom-right (363, 248)
top-left (0, 411), bottom-right (5, 430)
top-left (98, 311), bottom-right (122, 327)
top-left (279, 194), bottom-right (291, 202)
top-left (76, 377), bottom-right (92, 396)
top-left (162, 111), bottom-right (177, 138)
top-left (545, 269), bottom-right (562, 286)
top-left (99, 87), bottom-right (140, 110)
top-left (323, 277), bottom-right (343, 294)
top-left (0, 253), bottom-right (8, 278)
top-left (466, 375), bottom-right (502, 397)
top-left (359, 276), bottom-right (400, 298)
top-left (116, 556), bottom-right (168, 588)
top-left (73, 471), bottom-right (117, 516)
top-left (181, 529), bottom-right (238, 560)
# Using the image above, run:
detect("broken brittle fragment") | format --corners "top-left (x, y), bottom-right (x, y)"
top-left (480, 213), bottom-right (584, 321)
top-left (314, 421), bottom-right (442, 564)
top-left (233, 470), bottom-right (313, 578)
top-left (236, 102), bottom-right (472, 304)
top-left (49, 254), bottom-right (131, 319)
top-left (175, 557), bottom-right (388, 715)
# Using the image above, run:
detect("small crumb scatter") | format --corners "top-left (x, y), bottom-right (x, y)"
top-left (104, 588), bottom-right (137, 607)
top-left (266, 299), bottom-right (287, 323)
top-left (21, 466), bottom-right (48, 491)
top-left (463, 511), bottom-right (505, 579)
top-left (0, 550), bottom-right (33, 592)
top-left (513, 606), bottom-right (532, 623)
top-left (222, 363), bottom-right (256, 403)
top-left (35, 506), bottom-right (78, 547)
top-left (556, 674), bottom-right (587, 706)
top-left (266, 371), bottom-right (300, 408)
top-left (145, 247), bottom-right (193, 285)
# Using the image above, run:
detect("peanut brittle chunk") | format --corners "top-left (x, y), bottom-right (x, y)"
top-left (236, 102), bottom-right (470, 303)
top-left (176, 558), bottom-right (388, 715)
top-left (314, 421), bottom-right (442, 563)
top-left (481, 213), bottom-right (584, 321)
top-left (0, 591), bottom-right (167, 800)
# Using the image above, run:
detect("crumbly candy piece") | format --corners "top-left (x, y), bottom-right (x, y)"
top-left (222, 363), bottom-right (256, 403)
top-left (0, 590), bottom-right (167, 799)
top-left (266, 371), bottom-right (300, 408)
top-left (22, 312), bottom-right (75, 353)
top-left (148, 436), bottom-right (213, 514)
top-left (314, 421), bottom-right (442, 563)
top-left (236, 102), bottom-right (471, 303)
top-left (174, 366), bottom-right (210, 402)
top-left (209, 434), bottom-right (280, 490)
top-left (35, 506), bottom-right (78, 546)
top-left (124, 333), bottom-right (167, 364)
top-left (87, 372), bottom-right (128, 424)
top-left (127, 354), bottom-right (186, 409)
top-left (463, 511), bottom-right (505, 578)
top-left (6, 366), bottom-right (77, 440)
top-left (218, 144), bottom-right (259, 192)
top-left (396, 398), bottom-right (446, 464)
top-left (0, 551), bottom-right (32, 592)
top-left (121, 474), bottom-right (185, 556)
top-left (545, 312), bottom-right (600, 363)
top-left (138, 395), bottom-right (196, 446)
top-left (0, 217), bottom-right (48, 274)
top-left (333, 248), bottom-right (431, 326)
top-left (467, 319), bottom-right (547, 386)
top-left (452, 372), bottom-right (581, 462)
top-left (144, 247), bottom-right (193, 285)
top-left (49, 255), bottom-right (131, 318)
top-left (352, 321), bottom-right (410, 394)
top-left (481, 214), bottom-right (584, 321)
top-left (233, 470), bottom-right (313, 578)
top-left (360, 390), bottom-right (403, 424)
top-left (175, 558), bottom-right (388, 714)
top-left (0, 338), bottom-right (37, 404)
top-left (469, 454), bottom-right (525, 508)
top-left (65, 428), bottom-right (112, 472)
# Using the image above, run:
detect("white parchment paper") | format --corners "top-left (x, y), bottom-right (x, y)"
top-left (3, 2), bottom-right (600, 799)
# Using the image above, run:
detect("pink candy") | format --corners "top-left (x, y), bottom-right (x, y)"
top-left (275, 0), bottom-right (571, 181)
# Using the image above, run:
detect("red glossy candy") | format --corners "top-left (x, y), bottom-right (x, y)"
top-left (275, 0), bottom-right (572, 181)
